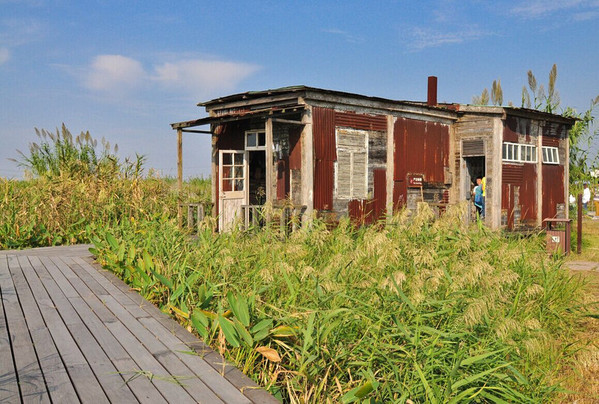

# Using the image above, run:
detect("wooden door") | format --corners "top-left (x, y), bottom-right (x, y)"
top-left (219, 150), bottom-right (247, 231)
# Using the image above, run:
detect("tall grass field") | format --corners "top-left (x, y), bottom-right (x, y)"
top-left (2, 127), bottom-right (597, 402)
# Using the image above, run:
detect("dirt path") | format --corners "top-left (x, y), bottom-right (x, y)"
top-left (561, 262), bottom-right (599, 403)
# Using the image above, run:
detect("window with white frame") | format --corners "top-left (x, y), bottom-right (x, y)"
top-left (502, 142), bottom-right (520, 162)
top-left (542, 146), bottom-right (560, 164)
top-left (336, 128), bottom-right (368, 199)
top-left (519, 144), bottom-right (537, 162)
top-left (245, 130), bottom-right (266, 150)
top-left (502, 142), bottom-right (537, 163)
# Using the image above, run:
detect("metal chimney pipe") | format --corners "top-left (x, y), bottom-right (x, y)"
top-left (427, 76), bottom-right (438, 106)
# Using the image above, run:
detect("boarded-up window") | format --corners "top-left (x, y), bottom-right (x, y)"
top-left (336, 128), bottom-right (368, 199)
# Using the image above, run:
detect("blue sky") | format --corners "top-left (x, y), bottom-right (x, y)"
top-left (1, 0), bottom-right (599, 178)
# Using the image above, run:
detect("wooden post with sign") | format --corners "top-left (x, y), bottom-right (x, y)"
top-left (407, 173), bottom-right (425, 202)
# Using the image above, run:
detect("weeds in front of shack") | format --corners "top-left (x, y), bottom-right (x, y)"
top-left (1, 127), bottom-right (594, 402)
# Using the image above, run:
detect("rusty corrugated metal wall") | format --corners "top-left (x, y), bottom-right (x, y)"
top-left (393, 118), bottom-right (449, 208)
top-left (312, 107), bottom-right (387, 212)
top-left (313, 107), bottom-right (336, 210)
top-left (501, 117), bottom-right (538, 228)
top-left (542, 123), bottom-right (565, 219)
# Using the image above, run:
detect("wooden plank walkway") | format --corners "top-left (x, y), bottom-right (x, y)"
top-left (0, 245), bottom-right (278, 403)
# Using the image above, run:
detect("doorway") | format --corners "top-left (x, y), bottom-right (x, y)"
top-left (248, 151), bottom-right (266, 205)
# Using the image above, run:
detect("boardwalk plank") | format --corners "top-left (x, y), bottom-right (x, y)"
top-left (46, 257), bottom-right (167, 404)
top-left (0, 247), bottom-right (276, 403)
top-left (12, 256), bottom-right (79, 403)
top-left (24, 256), bottom-right (109, 403)
top-left (0, 256), bottom-right (20, 404)
top-left (3, 256), bottom-right (49, 404)
top-left (104, 319), bottom-right (197, 404)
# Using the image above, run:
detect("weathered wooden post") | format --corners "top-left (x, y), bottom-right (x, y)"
top-left (577, 193), bottom-right (582, 254)
top-left (177, 128), bottom-right (183, 228)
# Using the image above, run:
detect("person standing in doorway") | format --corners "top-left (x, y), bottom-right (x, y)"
top-left (473, 177), bottom-right (484, 218)
top-left (583, 183), bottom-right (591, 210)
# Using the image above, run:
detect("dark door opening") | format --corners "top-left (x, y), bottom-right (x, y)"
top-left (464, 156), bottom-right (486, 192)
top-left (249, 151), bottom-right (266, 205)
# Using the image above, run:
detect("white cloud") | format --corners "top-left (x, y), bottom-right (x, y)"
top-left (79, 54), bottom-right (260, 101)
top-left (152, 59), bottom-right (260, 95)
top-left (510, 0), bottom-right (599, 19)
top-left (322, 28), bottom-right (365, 44)
top-left (0, 47), bottom-right (9, 65)
top-left (406, 26), bottom-right (491, 51)
top-left (84, 55), bottom-right (146, 92)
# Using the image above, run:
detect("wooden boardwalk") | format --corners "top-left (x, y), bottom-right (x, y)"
top-left (0, 245), bottom-right (278, 403)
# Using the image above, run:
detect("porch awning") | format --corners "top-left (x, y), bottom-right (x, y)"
top-left (170, 103), bottom-right (306, 131)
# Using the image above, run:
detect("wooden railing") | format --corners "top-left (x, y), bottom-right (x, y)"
top-left (178, 203), bottom-right (206, 233)
top-left (240, 204), bottom-right (307, 234)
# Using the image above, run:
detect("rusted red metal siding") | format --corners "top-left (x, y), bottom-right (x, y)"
top-left (501, 164), bottom-right (522, 229)
top-left (393, 118), bottom-right (449, 208)
top-left (288, 126), bottom-right (302, 170)
top-left (276, 157), bottom-right (289, 200)
top-left (542, 164), bottom-right (565, 219)
top-left (313, 107), bottom-right (336, 210)
top-left (373, 169), bottom-right (386, 221)
top-left (520, 163), bottom-right (537, 224)
top-left (335, 111), bottom-right (387, 131)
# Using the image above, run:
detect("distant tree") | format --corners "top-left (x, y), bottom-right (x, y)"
top-left (564, 96), bottom-right (599, 191)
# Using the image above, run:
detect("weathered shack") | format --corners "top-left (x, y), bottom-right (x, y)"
top-left (450, 105), bottom-right (573, 229)
top-left (171, 79), bottom-right (574, 231)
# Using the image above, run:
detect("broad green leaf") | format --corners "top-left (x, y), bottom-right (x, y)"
top-left (218, 315), bottom-right (240, 347)
top-left (233, 317), bottom-right (253, 347)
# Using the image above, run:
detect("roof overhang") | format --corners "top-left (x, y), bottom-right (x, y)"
top-left (171, 103), bottom-right (306, 131)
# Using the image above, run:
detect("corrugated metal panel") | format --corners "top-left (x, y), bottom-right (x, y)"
top-left (462, 139), bottom-right (485, 157)
top-left (314, 159), bottom-right (334, 210)
top-left (520, 163), bottom-right (537, 224)
top-left (542, 136), bottom-right (560, 147)
top-left (502, 164), bottom-right (523, 184)
top-left (313, 107), bottom-right (336, 210)
top-left (335, 111), bottom-right (387, 131)
top-left (502, 183), bottom-right (514, 229)
top-left (313, 107), bottom-right (336, 160)
top-left (543, 122), bottom-right (565, 138)
top-left (288, 127), bottom-right (302, 170)
top-left (215, 123), bottom-right (246, 150)
top-left (393, 117), bottom-right (449, 206)
top-left (503, 116), bottom-right (519, 142)
top-left (373, 169), bottom-right (386, 220)
top-left (542, 164), bottom-right (565, 219)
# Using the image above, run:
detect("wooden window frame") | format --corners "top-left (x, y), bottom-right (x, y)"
top-left (542, 146), bottom-right (560, 164)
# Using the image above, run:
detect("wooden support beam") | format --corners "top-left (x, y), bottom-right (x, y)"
top-left (181, 129), bottom-right (212, 134)
top-left (177, 129), bottom-right (183, 227)
top-left (271, 118), bottom-right (305, 125)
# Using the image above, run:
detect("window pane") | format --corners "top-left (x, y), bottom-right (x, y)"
top-left (222, 153), bottom-right (232, 165)
top-left (552, 149), bottom-right (558, 162)
top-left (542, 148), bottom-right (547, 162)
top-left (222, 166), bottom-right (232, 179)
top-left (234, 179), bottom-right (244, 191)
top-left (507, 146), bottom-right (513, 160)
top-left (247, 133), bottom-right (257, 147)
top-left (502, 144), bottom-right (507, 159)
top-left (234, 166), bottom-right (243, 178)
top-left (234, 153), bottom-right (243, 165)
top-left (258, 132), bottom-right (266, 146)
top-left (222, 179), bottom-right (232, 192)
